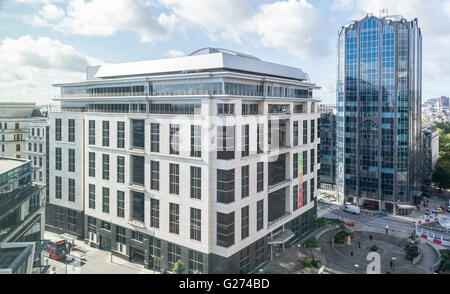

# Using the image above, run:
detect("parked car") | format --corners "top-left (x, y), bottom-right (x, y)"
top-left (343, 205), bottom-right (360, 215)
top-left (447, 206), bottom-right (450, 213)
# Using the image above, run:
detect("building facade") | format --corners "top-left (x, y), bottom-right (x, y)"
top-left (0, 157), bottom-right (46, 274)
top-left (48, 48), bottom-right (321, 273)
top-left (337, 15), bottom-right (423, 215)
top-left (422, 123), bottom-right (439, 188)
top-left (318, 111), bottom-right (337, 192)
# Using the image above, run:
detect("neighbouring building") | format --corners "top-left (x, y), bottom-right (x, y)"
top-left (0, 156), bottom-right (46, 274)
top-left (337, 15), bottom-right (423, 215)
top-left (47, 47), bottom-right (321, 273)
top-left (318, 110), bottom-right (337, 192)
top-left (422, 123), bottom-right (439, 188)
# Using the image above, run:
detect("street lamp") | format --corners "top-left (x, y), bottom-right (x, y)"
top-left (391, 257), bottom-right (396, 272)
top-left (258, 269), bottom-right (264, 274)
top-left (354, 264), bottom-right (359, 273)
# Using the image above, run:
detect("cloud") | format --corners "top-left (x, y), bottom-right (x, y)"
top-left (164, 49), bottom-right (185, 58)
top-left (0, 36), bottom-right (101, 104)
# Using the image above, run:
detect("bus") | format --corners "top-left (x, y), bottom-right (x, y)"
top-left (47, 240), bottom-right (67, 261)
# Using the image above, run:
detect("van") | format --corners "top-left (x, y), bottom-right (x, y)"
top-left (343, 205), bottom-right (360, 215)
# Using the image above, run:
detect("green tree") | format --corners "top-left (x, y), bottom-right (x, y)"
top-left (172, 260), bottom-right (186, 274)
top-left (432, 155), bottom-right (450, 190)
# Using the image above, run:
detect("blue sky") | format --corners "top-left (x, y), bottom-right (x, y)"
top-left (1, 0), bottom-right (450, 105)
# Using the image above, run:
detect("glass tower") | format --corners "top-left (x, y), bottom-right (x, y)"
top-left (337, 15), bottom-right (422, 214)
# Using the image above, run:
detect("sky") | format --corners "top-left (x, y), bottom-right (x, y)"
top-left (1, 0), bottom-right (450, 105)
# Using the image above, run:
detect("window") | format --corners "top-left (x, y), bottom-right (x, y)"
top-left (131, 155), bottom-right (145, 186)
top-left (150, 161), bottom-right (159, 190)
top-left (190, 208), bottom-right (201, 241)
top-left (150, 123), bottom-right (159, 152)
top-left (310, 149), bottom-right (315, 172)
top-left (117, 156), bottom-right (125, 183)
top-left (149, 238), bottom-right (162, 268)
top-left (257, 162), bottom-right (264, 192)
top-left (293, 185), bottom-right (298, 211)
top-left (117, 191), bottom-right (125, 218)
top-left (217, 212), bottom-right (235, 247)
top-left (169, 124), bottom-right (180, 155)
top-left (239, 246), bottom-right (251, 274)
top-left (89, 152), bottom-right (95, 177)
top-left (310, 178), bottom-right (315, 203)
top-left (217, 103), bottom-right (235, 115)
top-left (255, 239), bottom-right (265, 266)
top-left (241, 165), bottom-right (249, 198)
top-left (311, 119), bottom-right (315, 143)
top-left (102, 221), bottom-right (111, 231)
top-left (102, 154), bottom-right (110, 180)
top-left (55, 119), bottom-right (61, 141)
top-left (39, 144), bottom-right (42, 153)
top-left (241, 206), bottom-right (249, 240)
top-left (102, 187), bottom-right (110, 213)
top-left (168, 243), bottom-right (181, 270)
top-left (303, 120), bottom-right (308, 145)
top-left (132, 231), bottom-right (144, 242)
top-left (190, 125), bottom-right (201, 158)
top-left (217, 169), bottom-right (235, 204)
top-left (102, 121), bottom-right (109, 147)
top-left (257, 200), bottom-right (264, 231)
top-left (68, 210), bottom-right (77, 233)
top-left (68, 119), bottom-right (75, 142)
top-left (303, 181), bottom-right (308, 206)
top-left (15, 122), bottom-right (19, 129)
top-left (55, 147), bottom-right (62, 170)
top-left (150, 198), bottom-right (159, 228)
top-left (89, 184), bottom-right (95, 209)
top-left (217, 126), bottom-right (235, 160)
top-left (131, 191), bottom-right (145, 222)
top-left (132, 119), bottom-right (145, 149)
top-left (115, 226), bottom-right (126, 248)
top-left (68, 178), bottom-right (75, 202)
top-left (293, 121), bottom-right (299, 146)
top-left (303, 150), bottom-right (308, 175)
top-left (68, 149), bottom-right (75, 172)
top-left (169, 203), bottom-right (179, 234)
top-left (257, 123), bottom-right (264, 154)
top-left (89, 120), bottom-right (95, 145)
top-left (241, 125), bottom-right (249, 157)
top-left (169, 163), bottom-right (179, 195)
top-left (16, 144), bottom-right (20, 152)
top-left (188, 250), bottom-right (204, 274)
top-left (117, 121), bottom-right (125, 148)
top-left (190, 166), bottom-right (201, 199)
top-left (55, 176), bottom-right (62, 199)
top-left (293, 153), bottom-right (298, 179)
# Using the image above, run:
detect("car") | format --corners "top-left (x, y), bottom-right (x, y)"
top-left (318, 198), bottom-right (329, 204)
top-left (447, 206), bottom-right (450, 213)
top-left (343, 205), bottom-right (360, 215)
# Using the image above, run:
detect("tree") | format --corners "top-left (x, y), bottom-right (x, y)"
top-left (432, 154), bottom-right (450, 190)
top-left (172, 260), bottom-right (186, 274)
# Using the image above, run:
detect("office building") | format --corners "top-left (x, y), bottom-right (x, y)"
top-left (337, 15), bottom-right (422, 215)
top-left (48, 47), bottom-right (321, 273)
top-left (318, 111), bottom-right (337, 192)
top-left (422, 123), bottom-right (439, 187)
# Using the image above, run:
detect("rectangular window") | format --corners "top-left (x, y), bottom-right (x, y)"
top-left (132, 119), bottom-right (145, 149)
top-left (89, 184), bottom-right (95, 209)
top-left (55, 176), bottom-right (62, 199)
top-left (217, 169), bottom-right (235, 204)
top-left (169, 203), bottom-right (180, 234)
top-left (89, 152), bottom-right (95, 177)
top-left (217, 212), bottom-right (235, 247)
top-left (310, 178), bottom-right (315, 203)
top-left (303, 181), bottom-right (308, 206)
top-left (190, 125), bottom-right (201, 158)
top-left (117, 191), bottom-right (125, 218)
top-left (190, 207), bottom-right (201, 241)
top-left (168, 243), bottom-right (181, 270)
top-left (241, 206), bottom-right (249, 240)
top-left (102, 154), bottom-right (110, 180)
top-left (102, 187), bottom-right (110, 213)
top-left (257, 123), bottom-right (264, 154)
top-left (131, 191), bottom-right (145, 222)
top-left (132, 231), bottom-right (144, 242)
top-left (115, 226), bottom-right (126, 247)
top-left (169, 124), bottom-right (180, 155)
top-left (311, 119), bottom-right (315, 143)
top-left (257, 199), bottom-right (264, 231)
top-left (293, 153), bottom-right (298, 179)
top-left (257, 162), bottom-right (264, 192)
top-left (217, 103), bottom-right (235, 115)
top-left (293, 185), bottom-right (298, 211)
top-left (131, 155), bottom-right (145, 186)
top-left (102, 121), bottom-right (109, 147)
top-left (241, 165), bottom-right (249, 198)
top-left (150, 161), bottom-right (159, 190)
top-left (117, 121), bottom-right (125, 148)
top-left (68, 149), bottom-right (75, 172)
top-left (310, 149), bottom-right (314, 172)
top-left (293, 121), bottom-right (299, 146)
top-left (255, 239), bottom-right (265, 266)
top-left (55, 119), bottom-right (61, 141)
top-left (150, 198), bottom-right (159, 229)
top-left (68, 178), bottom-right (75, 202)
top-left (303, 120), bottom-right (308, 145)
top-left (68, 119), bottom-right (75, 142)
top-left (117, 156), bottom-right (125, 183)
top-left (169, 163), bottom-right (179, 195)
top-left (55, 147), bottom-right (61, 170)
top-left (89, 120), bottom-right (95, 145)
top-left (303, 150), bottom-right (308, 175)
top-left (239, 246), bottom-right (251, 274)
top-left (150, 123), bottom-right (159, 152)
top-left (188, 250), bottom-right (204, 274)
top-left (241, 125), bottom-right (249, 157)
top-left (190, 166), bottom-right (201, 199)
top-left (217, 126), bottom-right (235, 160)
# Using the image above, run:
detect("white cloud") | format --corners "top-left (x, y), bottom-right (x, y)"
top-left (38, 4), bottom-right (65, 21)
top-left (164, 49), bottom-right (185, 58)
top-left (0, 36), bottom-right (101, 103)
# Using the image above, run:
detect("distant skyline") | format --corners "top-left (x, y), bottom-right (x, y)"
top-left (1, 0), bottom-right (450, 105)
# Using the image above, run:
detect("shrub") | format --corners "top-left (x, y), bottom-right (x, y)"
top-left (305, 258), bottom-right (313, 267)
top-left (312, 260), bottom-right (323, 269)
top-left (406, 245), bottom-right (419, 259)
top-left (172, 260), bottom-right (186, 274)
top-left (334, 231), bottom-right (353, 243)
top-left (370, 245), bottom-right (379, 252)
top-left (305, 237), bottom-right (319, 248)
top-left (314, 217), bottom-right (344, 229)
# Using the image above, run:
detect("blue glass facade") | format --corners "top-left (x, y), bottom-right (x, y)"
top-left (337, 15), bottom-right (422, 213)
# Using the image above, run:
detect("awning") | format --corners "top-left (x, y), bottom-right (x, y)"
top-left (397, 204), bottom-right (416, 210)
top-left (268, 229), bottom-right (295, 245)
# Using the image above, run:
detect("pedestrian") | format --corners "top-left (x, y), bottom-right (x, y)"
top-left (390, 260), bottom-right (393, 269)
top-left (369, 235), bottom-right (372, 241)
top-left (350, 251), bottom-right (353, 257)
top-left (358, 241), bottom-right (361, 248)
top-left (385, 225), bottom-right (389, 236)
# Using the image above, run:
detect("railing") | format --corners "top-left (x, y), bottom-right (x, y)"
top-left (268, 212), bottom-right (291, 228)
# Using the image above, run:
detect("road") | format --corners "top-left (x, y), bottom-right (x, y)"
top-left (317, 202), bottom-right (416, 237)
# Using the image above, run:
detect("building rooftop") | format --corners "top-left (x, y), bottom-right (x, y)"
top-left (86, 47), bottom-right (309, 82)
top-left (0, 157), bottom-right (28, 175)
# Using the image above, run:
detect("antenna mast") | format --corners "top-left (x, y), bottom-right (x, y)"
top-left (380, 8), bottom-right (389, 17)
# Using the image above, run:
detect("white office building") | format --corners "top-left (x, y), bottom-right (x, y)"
top-left (47, 48), bottom-right (321, 273)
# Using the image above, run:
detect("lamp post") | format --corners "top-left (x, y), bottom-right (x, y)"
top-left (391, 257), bottom-right (396, 272)
top-left (354, 264), bottom-right (359, 273)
